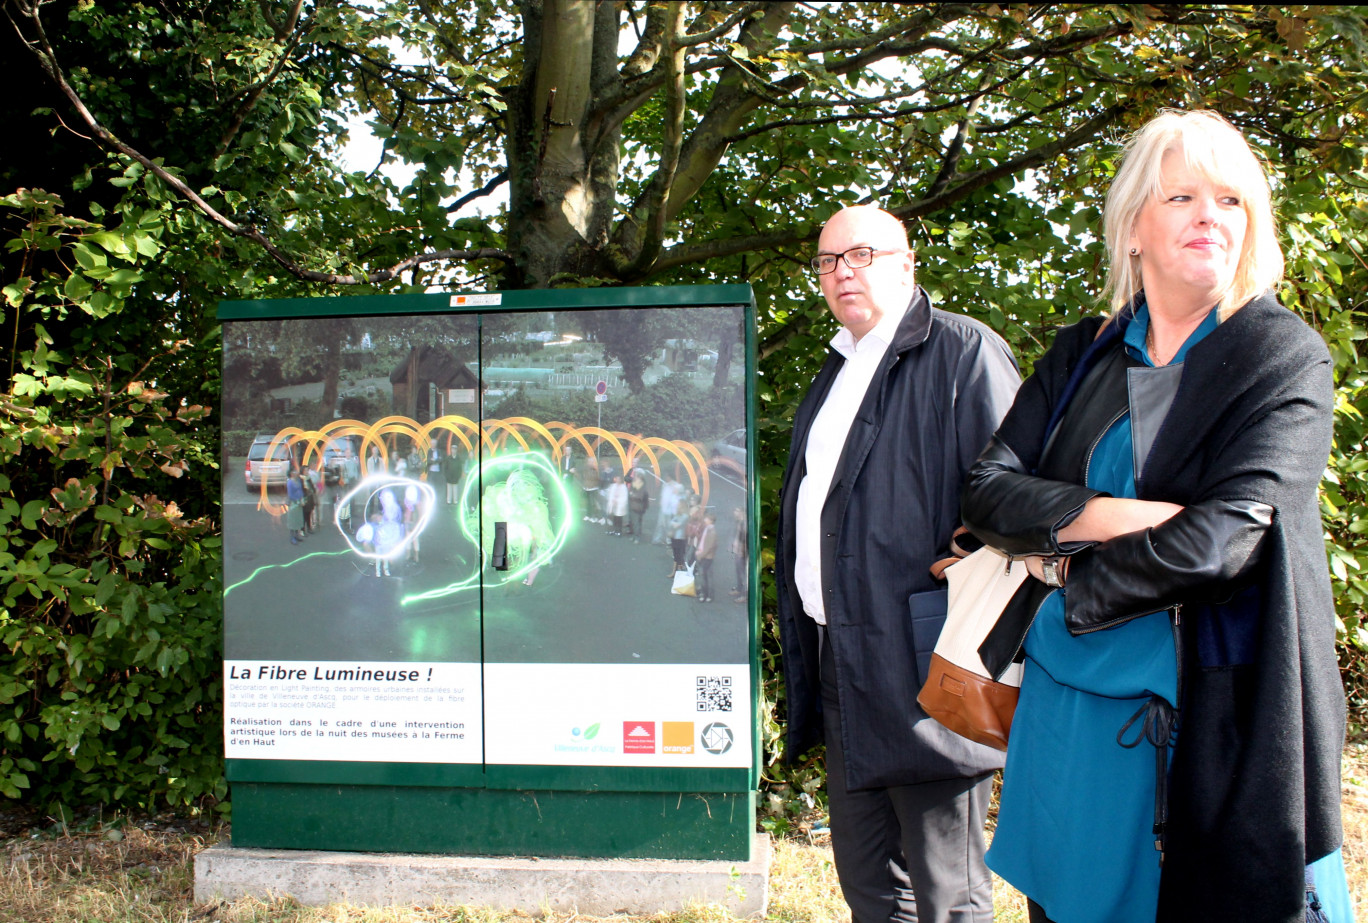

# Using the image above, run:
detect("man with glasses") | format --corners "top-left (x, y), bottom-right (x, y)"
top-left (776, 205), bottom-right (1020, 922)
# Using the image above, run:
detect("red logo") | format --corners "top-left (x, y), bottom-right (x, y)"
top-left (623, 721), bottom-right (655, 754)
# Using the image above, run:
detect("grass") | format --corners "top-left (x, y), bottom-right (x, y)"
top-left (3, 747), bottom-right (1366, 923)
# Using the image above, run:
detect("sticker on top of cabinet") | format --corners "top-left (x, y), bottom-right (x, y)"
top-left (450, 293), bottom-right (502, 306)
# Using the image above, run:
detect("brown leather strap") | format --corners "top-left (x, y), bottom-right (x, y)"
top-left (929, 555), bottom-right (958, 581)
top-left (929, 526), bottom-right (974, 579)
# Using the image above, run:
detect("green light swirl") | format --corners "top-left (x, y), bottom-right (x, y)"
top-left (223, 550), bottom-right (352, 597)
top-left (400, 450), bottom-right (573, 606)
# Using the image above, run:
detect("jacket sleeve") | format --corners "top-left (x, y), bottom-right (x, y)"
top-left (951, 326), bottom-right (1022, 477)
top-left (939, 325), bottom-right (1028, 561)
top-left (1064, 355), bottom-right (1332, 631)
top-left (960, 326), bottom-right (1105, 555)
top-left (961, 435), bottom-right (1104, 555)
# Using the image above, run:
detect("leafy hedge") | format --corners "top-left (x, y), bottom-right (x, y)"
top-left (491, 372), bottom-right (743, 445)
top-left (0, 190), bottom-right (225, 811)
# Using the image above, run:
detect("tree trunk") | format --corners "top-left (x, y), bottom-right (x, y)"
top-left (712, 337), bottom-right (733, 390)
top-left (319, 322), bottom-right (343, 420)
top-left (505, 0), bottom-right (622, 288)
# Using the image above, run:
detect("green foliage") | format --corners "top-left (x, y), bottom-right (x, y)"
top-left (1280, 180), bottom-right (1368, 649)
top-left (221, 430), bottom-right (263, 457)
top-left (0, 189), bottom-right (224, 810)
top-left (492, 372), bottom-right (741, 445)
top-left (735, 6), bottom-right (1368, 822)
top-left (5, 1), bottom-right (1368, 824)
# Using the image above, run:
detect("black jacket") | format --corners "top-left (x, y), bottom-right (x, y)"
top-left (776, 287), bottom-right (1020, 789)
top-left (961, 293), bottom-right (1344, 922)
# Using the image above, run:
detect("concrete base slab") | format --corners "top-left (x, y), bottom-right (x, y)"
top-left (194, 832), bottom-right (771, 917)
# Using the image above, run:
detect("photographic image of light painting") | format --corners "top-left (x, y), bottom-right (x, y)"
top-left (221, 306), bottom-right (749, 666)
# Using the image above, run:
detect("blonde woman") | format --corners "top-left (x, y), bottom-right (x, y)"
top-left (961, 110), bottom-right (1347, 923)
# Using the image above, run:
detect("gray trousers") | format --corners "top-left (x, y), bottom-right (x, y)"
top-left (821, 637), bottom-right (994, 923)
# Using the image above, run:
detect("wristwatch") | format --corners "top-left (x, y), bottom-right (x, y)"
top-left (1041, 556), bottom-right (1066, 588)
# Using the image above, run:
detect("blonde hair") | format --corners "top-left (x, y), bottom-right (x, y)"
top-left (1102, 110), bottom-right (1283, 319)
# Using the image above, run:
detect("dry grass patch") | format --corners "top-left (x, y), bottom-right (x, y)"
top-left (765, 834), bottom-right (846, 922)
top-left (1, 822), bottom-right (201, 923)
top-left (2, 759), bottom-right (1365, 923)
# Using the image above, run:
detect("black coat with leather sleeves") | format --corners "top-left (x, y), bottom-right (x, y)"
top-left (960, 295), bottom-right (1344, 923)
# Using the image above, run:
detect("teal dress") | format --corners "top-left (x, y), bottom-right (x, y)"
top-left (987, 305), bottom-right (1354, 923)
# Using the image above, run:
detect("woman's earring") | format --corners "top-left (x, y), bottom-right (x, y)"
top-left (1129, 247), bottom-right (1139, 256)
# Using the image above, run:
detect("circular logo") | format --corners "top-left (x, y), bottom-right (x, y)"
top-left (700, 722), bottom-right (733, 755)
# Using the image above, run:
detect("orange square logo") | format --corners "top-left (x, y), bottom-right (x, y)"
top-left (663, 721), bottom-right (694, 754)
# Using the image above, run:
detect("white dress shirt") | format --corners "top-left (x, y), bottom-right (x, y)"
top-left (794, 301), bottom-right (909, 624)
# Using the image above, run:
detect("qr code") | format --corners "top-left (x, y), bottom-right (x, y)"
top-left (696, 675), bottom-right (733, 712)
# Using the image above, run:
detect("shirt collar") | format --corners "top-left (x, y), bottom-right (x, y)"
top-left (1123, 299), bottom-right (1221, 367)
top-left (829, 294), bottom-right (911, 360)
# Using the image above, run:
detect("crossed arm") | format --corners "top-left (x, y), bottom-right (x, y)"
top-left (1027, 497), bottom-right (1185, 583)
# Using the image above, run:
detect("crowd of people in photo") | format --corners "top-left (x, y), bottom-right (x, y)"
top-left (274, 435), bottom-right (749, 598)
top-left (567, 448), bottom-right (747, 605)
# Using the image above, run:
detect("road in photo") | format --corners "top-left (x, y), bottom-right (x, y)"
top-left (222, 457), bottom-right (748, 665)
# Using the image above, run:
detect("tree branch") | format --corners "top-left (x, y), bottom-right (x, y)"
top-left (723, 59), bottom-right (1034, 146)
top-left (653, 226), bottom-right (818, 274)
top-left (330, 43), bottom-right (497, 114)
top-left (789, 6), bottom-right (971, 56)
top-left (610, 1), bottom-right (797, 269)
top-left (677, 2), bottom-right (765, 47)
top-left (444, 169), bottom-right (509, 213)
top-left (214, 21), bottom-right (308, 161)
top-left (620, 1), bottom-right (671, 77)
top-left (8, 3), bottom-right (510, 286)
top-left (416, 0), bottom-right (469, 66)
top-left (617, 3), bottom-right (687, 277)
top-left (257, 0), bottom-right (289, 40)
top-left (893, 103), bottom-right (1129, 221)
top-left (759, 298), bottom-right (823, 361)
top-left (364, 94), bottom-right (406, 180)
top-left (651, 102), bottom-right (1130, 274)
top-left (924, 79), bottom-right (989, 201)
top-left (976, 90), bottom-right (1086, 134)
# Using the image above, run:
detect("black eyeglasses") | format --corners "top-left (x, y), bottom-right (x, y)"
top-left (810, 247), bottom-right (904, 275)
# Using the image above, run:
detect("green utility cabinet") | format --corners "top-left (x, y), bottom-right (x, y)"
top-left (219, 286), bottom-right (759, 859)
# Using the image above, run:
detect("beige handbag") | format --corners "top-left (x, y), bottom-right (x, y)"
top-left (917, 542), bottom-right (1028, 751)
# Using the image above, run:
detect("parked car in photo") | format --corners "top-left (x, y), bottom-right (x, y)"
top-left (710, 428), bottom-right (747, 467)
top-left (244, 434), bottom-right (292, 491)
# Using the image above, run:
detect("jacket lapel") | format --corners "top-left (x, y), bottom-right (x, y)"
top-left (825, 348), bottom-right (895, 508)
top-left (824, 288), bottom-right (933, 510)
top-left (779, 350), bottom-right (845, 564)
top-left (789, 350), bottom-right (845, 477)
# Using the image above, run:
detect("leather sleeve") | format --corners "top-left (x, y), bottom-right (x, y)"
top-left (1063, 498), bottom-right (1274, 632)
top-left (961, 434), bottom-right (1103, 556)
top-left (1064, 340), bottom-right (1332, 633)
top-left (959, 319), bottom-right (1109, 557)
